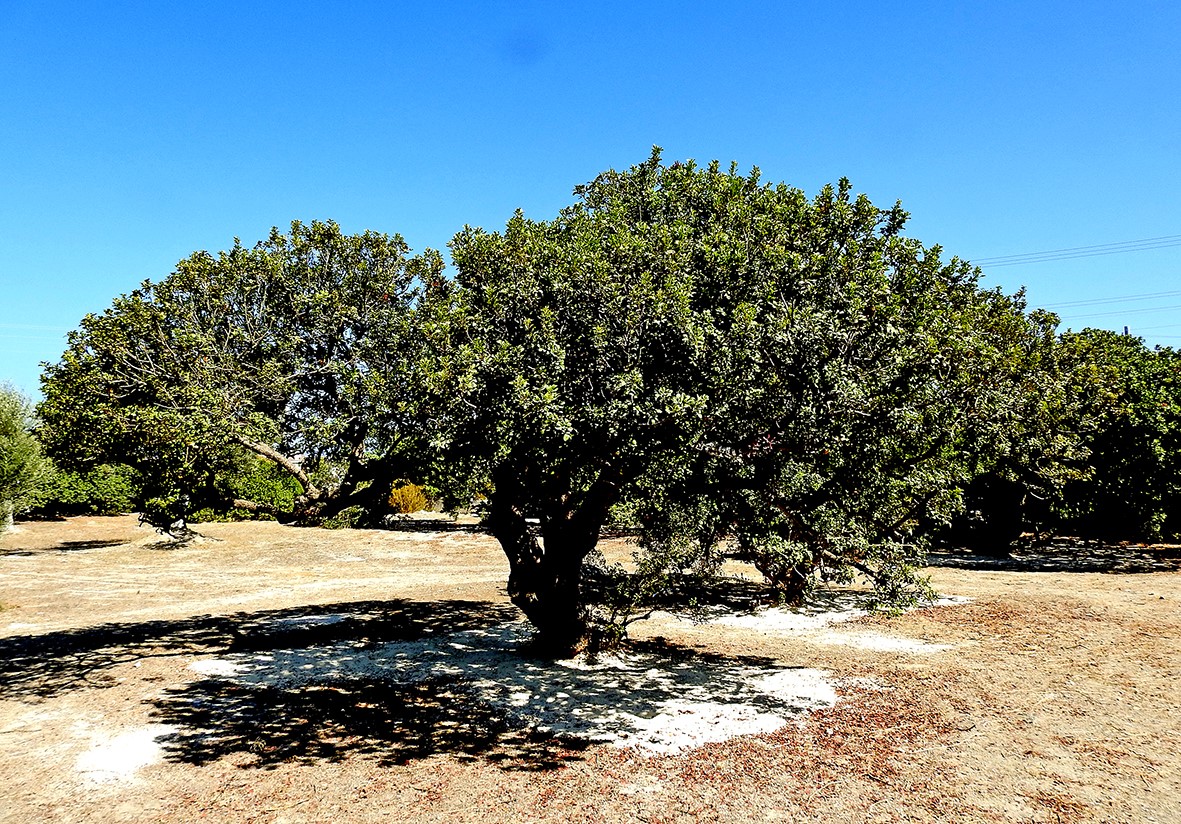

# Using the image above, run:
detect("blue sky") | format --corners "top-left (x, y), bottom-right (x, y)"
top-left (2, 0), bottom-right (1179, 397)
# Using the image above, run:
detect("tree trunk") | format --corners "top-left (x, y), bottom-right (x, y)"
top-left (753, 556), bottom-right (816, 605)
top-left (509, 540), bottom-right (591, 656)
top-left (485, 465), bottom-right (624, 656)
top-left (484, 491), bottom-right (591, 656)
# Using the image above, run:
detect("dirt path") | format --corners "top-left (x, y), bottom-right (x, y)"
top-left (2, 516), bottom-right (1179, 823)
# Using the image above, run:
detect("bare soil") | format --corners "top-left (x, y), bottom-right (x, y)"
top-left (1, 516), bottom-right (1179, 823)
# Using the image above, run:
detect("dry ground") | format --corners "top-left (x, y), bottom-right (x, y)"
top-left (1, 515), bottom-right (1179, 823)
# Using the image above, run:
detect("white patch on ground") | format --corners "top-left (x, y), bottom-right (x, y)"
top-left (189, 620), bottom-right (843, 754)
top-left (267, 613), bottom-right (354, 629)
top-left (928, 595), bottom-right (972, 607)
top-left (662, 592), bottom-right (970, 655)
top-left (75, 725), bottom-right (177, 784)
top-left (707, 605), bottom-right (867, 632)
top-left (176, 594), bottom-right (969, 754)
top-left (189, 658), bottom-right (243, 677)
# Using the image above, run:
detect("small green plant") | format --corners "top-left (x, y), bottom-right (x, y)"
top-left (1, 385), bottom-right (51, 530)
top-left (321, 506), bottom-right (366, 529)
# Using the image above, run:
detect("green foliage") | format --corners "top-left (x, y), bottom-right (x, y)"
top-left (32, 463), bottom-right (141, 516)
top-left (37, 152), bottom-right (1174, 656)
top-left (38, 220), bottom-right (442, 527)
top-left (320, 506), bottom-right (367, 530)
top-left (0, 385), bottom-right (52, 528)
top-left (230, 457), bottom-right (302, 512)
top-left (1056, 331), bottom-right (1181, 541)
top-left (953, 330), bottom-right (1181, 547)
top-left (188, 455), bottom-right (303, 522)
top-left (943, 313), bottom-right (1103, 552)
top-left (423, 149), bottom-right (1049, 651)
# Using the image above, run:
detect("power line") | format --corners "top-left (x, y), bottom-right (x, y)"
top-left (1040, 289), bottom-right (1181, 309)
top-left (1063, 303), bottom-right (1181, 321)
top-left (1124, 323), bottom-right (1181, 332)
top-left (974, 234), bottom-right (1181, 267)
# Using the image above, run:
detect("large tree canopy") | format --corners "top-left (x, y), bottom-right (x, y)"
top-left (38, 154), bottom-right (1081, 656)
top-left (39, 220), bottom-right (443, 526)
top-left (425, 150), bottom-right (1054, 654)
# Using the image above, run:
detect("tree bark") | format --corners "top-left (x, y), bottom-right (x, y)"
top-left (485, 468), bottom-right (621, 657)
top-left (231, 434), bottom-right (319, 497)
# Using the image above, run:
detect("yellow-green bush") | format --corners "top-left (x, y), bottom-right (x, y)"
top-left (388, 483), bottom-right (429, 514)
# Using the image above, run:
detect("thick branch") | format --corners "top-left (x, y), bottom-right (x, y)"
top-left (230, 498), bottom-right (288, 519)
top-left (231, 434), bottom-right (317, 495)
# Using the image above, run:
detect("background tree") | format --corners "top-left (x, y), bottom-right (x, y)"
top-left (0, 385), bottom-right (52, 531)
top-left (1056, 331), bottom-right (1181, 541)
top-left (427, 150), bottom-right (1049, 654)
top-left (38, 220), bottom-right (443, 527)
top-left (942, 310), bottom-right (1100, 553)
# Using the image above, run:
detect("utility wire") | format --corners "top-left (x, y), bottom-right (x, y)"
top-left (974, 234), bottom-right (1181, 267)
top-left (1040, 289), bottom-right (1181, 309)
top-left (1062, 303), bottom-right (1181, 321)
top-left (1124, 323), bottom-right (1181, 332)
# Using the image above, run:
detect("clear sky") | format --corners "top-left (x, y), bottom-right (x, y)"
top-left (2, 0), bottom-right (1179, 398)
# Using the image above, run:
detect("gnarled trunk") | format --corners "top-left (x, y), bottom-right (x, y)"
top-left (507, 540), bottom-right (591, 656)
top-left (486, 497), bottom-right (593, 656)
top-left (485, 468), bottom-right (621, 657)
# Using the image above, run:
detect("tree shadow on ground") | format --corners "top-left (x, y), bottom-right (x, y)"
top-left (0, 599), bottom-right (517, 702)
top-left (928, 539), bottom-right (1181, 574)
top-left (57, 539), bottom-right (129, 550)
top-left (3, 590), bottom-right (847, 772)
top-left (148, 618), bottom-right (825, 772)
top-left (0, 538), bottom-right (129, 556)
top-left (381, 518), bottom-right (485, 535)
top-left (154, 676), bottom-right (589, 771)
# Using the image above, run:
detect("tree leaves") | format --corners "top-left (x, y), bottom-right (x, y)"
top-left (39, 221), bottom-right (443, 526)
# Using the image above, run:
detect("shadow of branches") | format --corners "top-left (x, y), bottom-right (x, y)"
top-left (154, 676), bottom-right (589, 770)
top-left (146, 614), bottom-right (825, 772)
top-left (929, 539), bottom-right (1181, 573)
top-left (0, 599), bottom-right (516, 702)
top-left (3, 591), bottom-right (846, 772)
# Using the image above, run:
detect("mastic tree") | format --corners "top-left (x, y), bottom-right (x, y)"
top-left (943, 310), bottom-right (1101, 552)
top-left (425, 150), bottom-right (1047, 654)
top-left (0, 385), bottom-right (52, 531)
top-left (38, 220), bottom-right (443, 527)
top-left (1056, 330), bottom-right (1181, 541)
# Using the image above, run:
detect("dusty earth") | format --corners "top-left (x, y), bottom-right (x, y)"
top-left (1, 516), bottom-right (1179, 823)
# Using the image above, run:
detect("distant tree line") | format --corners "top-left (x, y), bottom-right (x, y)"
top-left (3, 150), bottom-right (1177, 653)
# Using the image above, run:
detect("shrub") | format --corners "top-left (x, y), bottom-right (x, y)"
top-left (33, 464), bottom-right (141, 516)
top-left (388, 483), bottom-right (429, 514)
top-left (187, 455), bottom-right (303, 523)
top-left (321, 505), bottom-right (366, 529)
